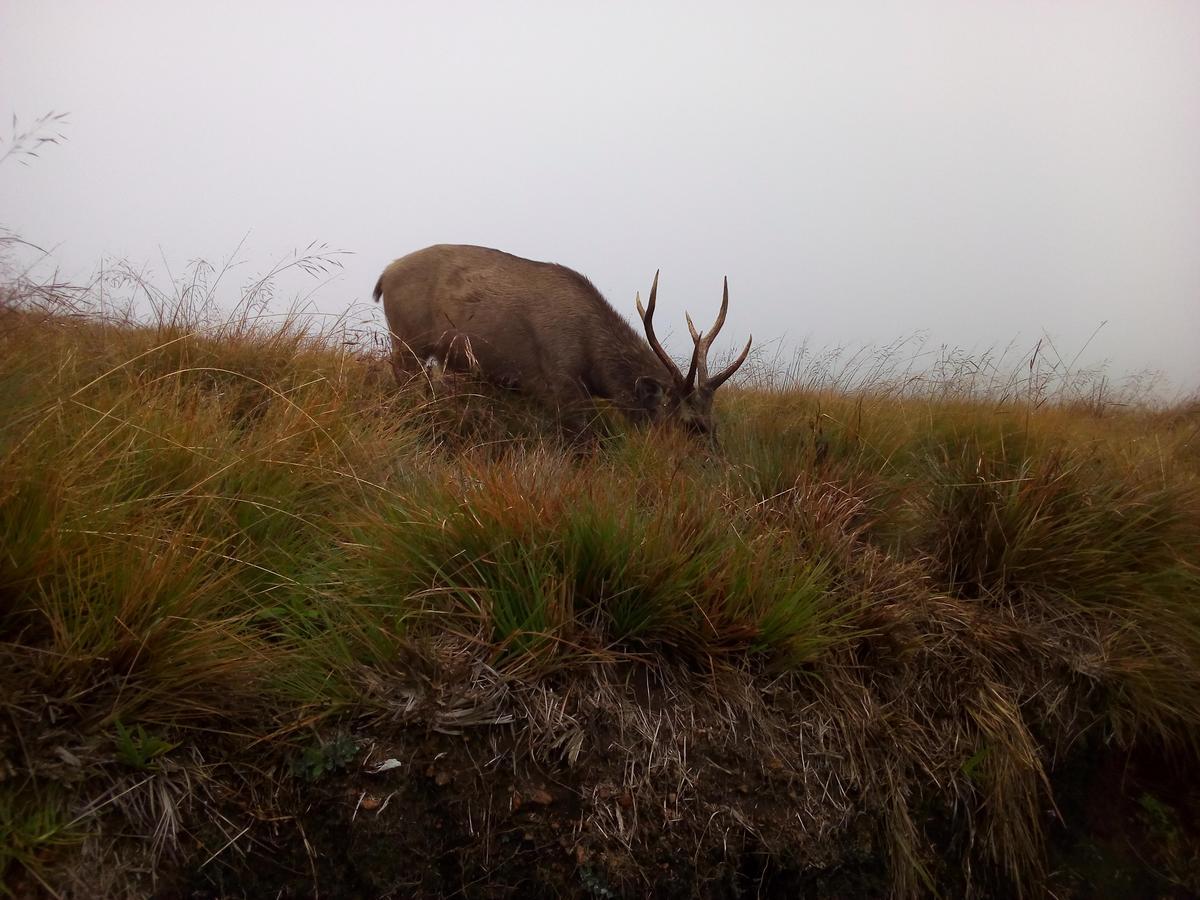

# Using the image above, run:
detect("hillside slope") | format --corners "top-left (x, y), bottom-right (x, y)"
top-left (2, 285), bottom-right (1198, 898)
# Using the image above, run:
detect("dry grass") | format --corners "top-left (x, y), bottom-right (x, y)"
top-left (1, 258), bottom-right (1198, 897)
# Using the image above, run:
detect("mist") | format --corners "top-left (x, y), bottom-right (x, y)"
top-left (2, 0), bottom-right (1197, 393)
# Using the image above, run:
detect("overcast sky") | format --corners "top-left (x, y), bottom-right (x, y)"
top-left (2, 1), bottom-right (1198, 392)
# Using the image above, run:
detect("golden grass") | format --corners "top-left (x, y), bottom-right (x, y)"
top-left (1, 271), bottom-right (1197, 897)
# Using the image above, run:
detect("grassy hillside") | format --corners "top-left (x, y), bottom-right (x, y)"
top-left (2, 273), bottom-right (1198, 898)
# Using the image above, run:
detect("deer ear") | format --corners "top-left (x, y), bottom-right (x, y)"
top-left (634, 376), bottom-right (665, 408)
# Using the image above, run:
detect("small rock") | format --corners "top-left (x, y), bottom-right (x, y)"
top-left (54, 747), bottom-right (82, 768)
top-left (527, 787), bottom-right (554, 806)
top-left (360, 794), bottom-right (382, 811)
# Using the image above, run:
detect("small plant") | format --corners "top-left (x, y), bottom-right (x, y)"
top-left (112, 720), bottom-right (178, 771)
top-left (0, 791), bottom-right (80, 894)
top-left (961, 746), bottom-right (990, 784)
top-left (290, 733), bottom-right (359, 782)
top-left (1137, 792), bottom-right (1179, 844)
top-left (579, 865), bottom-right (617, 898)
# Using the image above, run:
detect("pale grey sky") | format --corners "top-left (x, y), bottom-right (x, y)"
top-left (3, 1), bottom-right (1198, 391)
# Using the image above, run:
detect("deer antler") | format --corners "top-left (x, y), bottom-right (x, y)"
top-left (640, 273), bottom-right (752, 393)
top-left (637, 270), bottom-right (687, 388)
top-left (689, 277), bottom-right (751, 390)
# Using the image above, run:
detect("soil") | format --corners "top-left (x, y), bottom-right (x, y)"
top-left (159, 723), bottom-right (878, 900)
top-left (157, 727), bottom-right (1199, 899)
top-left (1046, 740), bottom-right (1200, 900)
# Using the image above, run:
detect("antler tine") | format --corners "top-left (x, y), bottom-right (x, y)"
top-left (635, 291), bottom-right (645, 321)
top-left (683, 331), bottom-right (702, 390)
top-left (683, 311), bottom-right (705, 388)
top-left (707, 276), bottom-right (730, 345)
top-left (639, 270), bottom-right (685, 387)
top-left (693, 277), bottom-right (750, 390)
top-left (706, 334), bottom-right (753, 390)
top-left (689, 317), bottom-right (708, 387)
top-left (687, 278), bottom-right (729, 387)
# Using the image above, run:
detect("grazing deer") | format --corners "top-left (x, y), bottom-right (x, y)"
top-left (373, 244), bottom-right (751, 438)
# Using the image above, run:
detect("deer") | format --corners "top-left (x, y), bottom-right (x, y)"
top-left (373, 244), bottom-right (751, 439)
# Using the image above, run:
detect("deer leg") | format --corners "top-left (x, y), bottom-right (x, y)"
top-left (531, 379), bottom-right (597, 440)
top-left (389, 338), bottom-right (434, 390)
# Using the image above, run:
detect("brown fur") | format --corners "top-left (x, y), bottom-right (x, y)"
top-left (374, 245), bottom-right (744, 435)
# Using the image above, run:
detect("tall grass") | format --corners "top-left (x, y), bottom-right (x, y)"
top-left (1, 262), bottom-right (1198, 896)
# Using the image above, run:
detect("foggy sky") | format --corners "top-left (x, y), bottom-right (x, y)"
top-left (2, 1), bottom-right (1198, 392)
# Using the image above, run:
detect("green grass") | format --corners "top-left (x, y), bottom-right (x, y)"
top-left (352, 455), bottom-right (839, 668)
top-left (1, 279), bottom-right (1198, 897)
